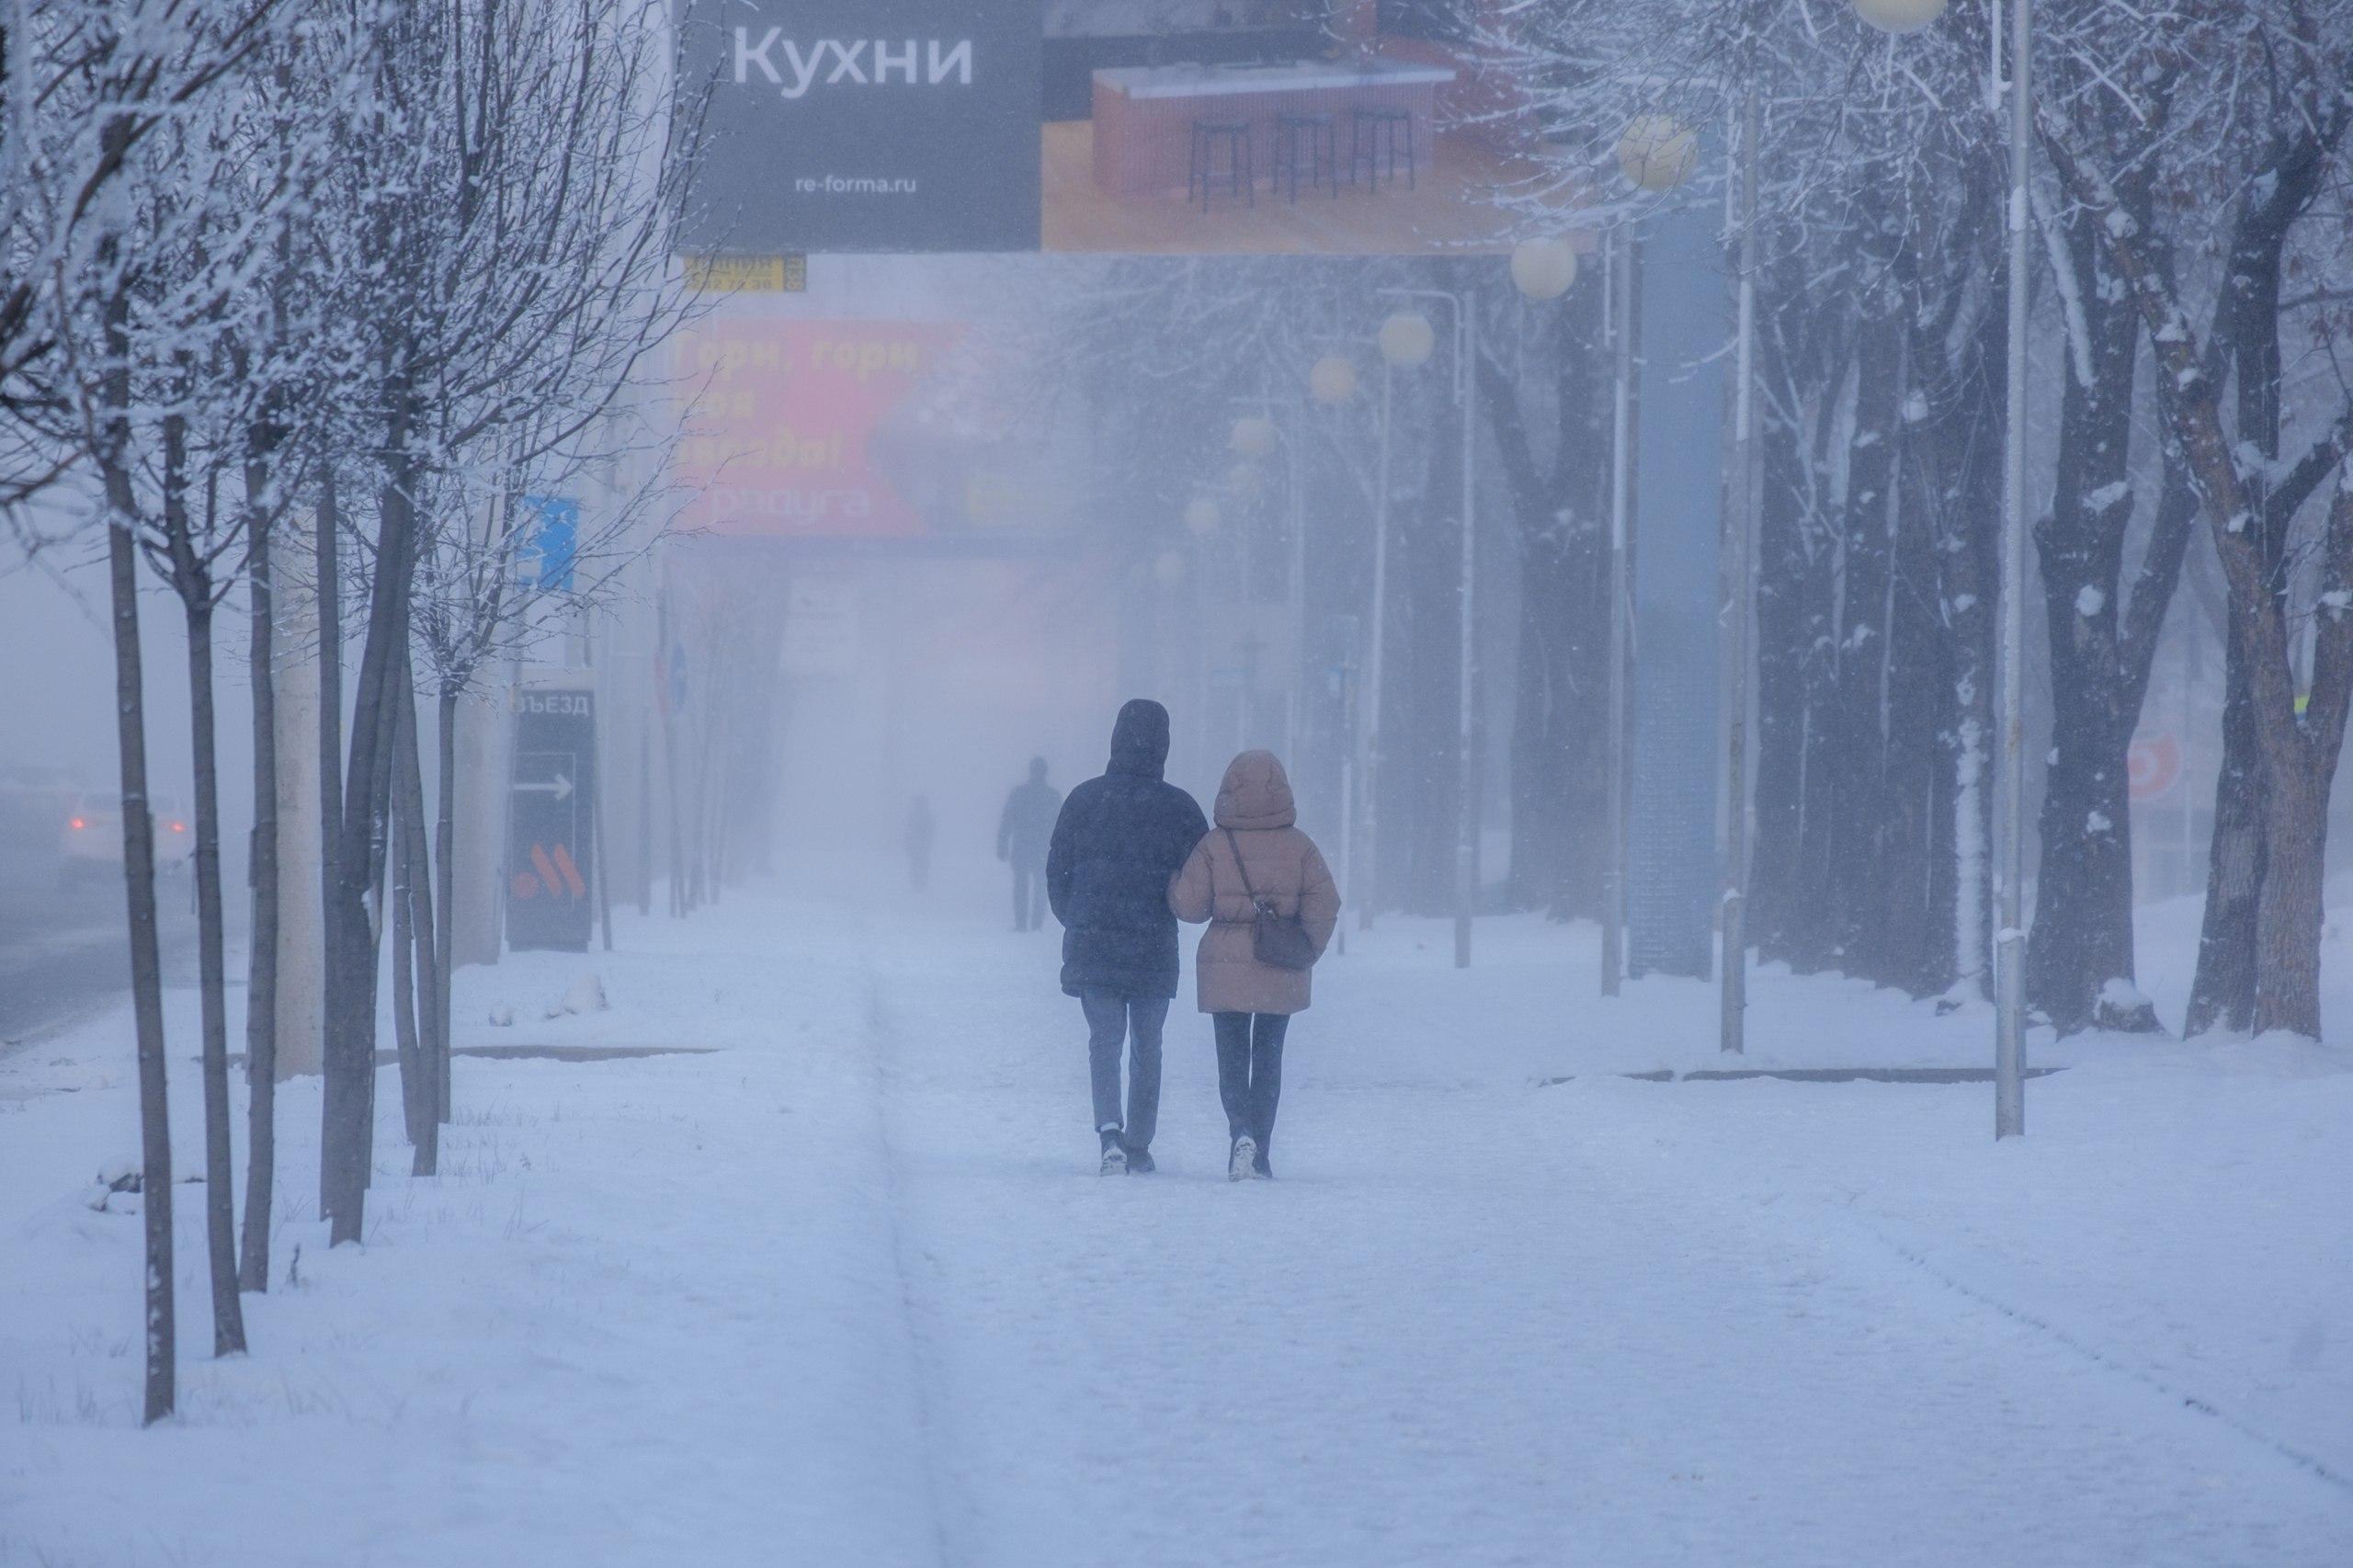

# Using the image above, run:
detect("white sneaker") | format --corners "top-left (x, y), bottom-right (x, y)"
top-left (1228, 1136), bottom-right (1256, 1183)
top-left (1100, 1144), bottom-right (1128, 1176)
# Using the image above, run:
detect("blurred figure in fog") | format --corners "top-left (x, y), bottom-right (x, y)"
top-left (904, 794), bottom-right (934, 892)
top-left (996, 756), bottom-right (1061, 932)
top-left (1046, 699), bottom-right (1207, 1176)
top-left (1170, 750), bottom-right (1338, 1181)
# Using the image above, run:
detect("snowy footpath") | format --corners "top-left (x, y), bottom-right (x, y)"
top-left (4, 886), bottom-right (2350, 1566)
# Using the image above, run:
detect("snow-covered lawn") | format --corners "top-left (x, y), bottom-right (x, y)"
top-left (3, 891), bottom-right (2348, 1565)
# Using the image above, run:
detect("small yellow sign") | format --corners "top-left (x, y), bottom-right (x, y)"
top-left (682, 255), bottom-right (806, 293)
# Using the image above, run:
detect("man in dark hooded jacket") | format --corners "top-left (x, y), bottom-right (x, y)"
top-left (1045, 699), bottom-right (1208, 1175)
top-left (996, 756), bottom-right (1060, 932)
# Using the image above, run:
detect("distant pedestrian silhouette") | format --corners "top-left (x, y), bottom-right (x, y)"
top-left (998, 757), bottom-right (1061, 932)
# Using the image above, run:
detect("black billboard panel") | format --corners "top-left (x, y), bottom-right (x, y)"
top-left (677, 0), bottom-right (1043, 255)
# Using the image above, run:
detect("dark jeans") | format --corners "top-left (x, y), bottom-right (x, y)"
top-left (1213, 1011), bottom-right (1289, 1150)
top-left (1080, 991), bottom-right (1166, 1149)
top-left (1012, 863), bottom-right (1046, 930)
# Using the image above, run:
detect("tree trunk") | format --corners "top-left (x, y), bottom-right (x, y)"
top-left (2023, 210), bottom-right (2159, 1035)
top-left (108, 510), bottom-right (175, 1424)
top-left (395, 667), bottom-right (444, 1168)
top-left (389, 681), bottom-right (427, 1154)
top-left (1825, 313), bottom-right (1903, 971)
top-left (1746, 314), bottom-right (1812, 962)
top-left (2186, 151), bottom-right (2299, 1037)
top-left (316, 472), bottom-right (347, 1219)
top-left (1779, 328), bottom-right (1850, 975)
top-left (95, 171), bottom-right (175, 1414)
top-left (182, 595), bottom-right (248, 1355)
top-left (324, 426), bottom-right (421, 1244)
top-left (1876, 472), bottom-right (1947, 994)
top-left (1506, 532), bottom-right (1605, 917)
top-left (2036, 118), bottom-right (2344, 1042)
top-left (2251, 755), bottom-right (2326, 1039)
top-left (240, 511), bottom-right (278, 1293)
top-left (436, 689), bottom-right (458, 1119)
top-left (1921, 301), bottom-right (2003, 1002)
top-left (2027, 703), bottom-right (2143, 1031)
top-left (1398, 464), bottom-right (1463, 916)
top-left (1481, 294), bottom-right (1608, 922)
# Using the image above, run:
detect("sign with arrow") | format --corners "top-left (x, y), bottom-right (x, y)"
top-left (506, 688), bottom-right (597, 952)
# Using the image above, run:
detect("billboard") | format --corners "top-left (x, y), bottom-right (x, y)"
top-left (506, 687), bottom-right (598, 953)
top-left (677, 0), bottom-right (1044, 254)
top-left (672, 317), bottom-right (1071, 546)
top-left (676, 1), bottom-right (1576, 256)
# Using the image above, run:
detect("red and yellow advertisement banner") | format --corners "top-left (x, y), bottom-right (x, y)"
top-left (674, 320), bottom-right (967, 539)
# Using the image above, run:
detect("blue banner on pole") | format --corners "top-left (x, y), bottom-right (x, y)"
top-left (1627, 189), bottom-right (1728, 983)
top-left (523, 496), bottom-right (579, 592)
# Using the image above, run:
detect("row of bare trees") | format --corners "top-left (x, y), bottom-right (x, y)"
top-left (3, 0), bottom-right (690, 1424)
top-left (1476, 0), bottom-right (2352, 1035)
top-left (1039, 2), bottom-right (2352, 1050)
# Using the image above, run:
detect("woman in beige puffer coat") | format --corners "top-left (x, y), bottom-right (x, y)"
top-left (1168, 750), bottom-right (1339, 1179)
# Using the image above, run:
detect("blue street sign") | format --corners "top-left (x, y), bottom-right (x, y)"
top-left (523, 495), bottom-right (579, 592)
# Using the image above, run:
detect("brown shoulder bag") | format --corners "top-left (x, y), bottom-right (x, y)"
top-left (1223, 827), bottom-right (1317, 971)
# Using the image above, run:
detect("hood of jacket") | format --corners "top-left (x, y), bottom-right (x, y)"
top-left (1213, 749), bottom-right (1296, 830)
top-left (1108, 699), bottom-right (1170, 780)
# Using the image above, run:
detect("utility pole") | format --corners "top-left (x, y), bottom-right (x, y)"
top-left (1603, 226), bottom-right (1636, 997)
top-left (1722, 84), bottom-right (1760, 1053)
top-left (1994, 0), bottom-right (2032, 1138)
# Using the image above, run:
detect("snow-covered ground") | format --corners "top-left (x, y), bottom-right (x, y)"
top-left (4, 883), bottom-right (2350, 1566)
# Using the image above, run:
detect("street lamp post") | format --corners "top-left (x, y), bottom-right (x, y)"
top-left (1994, 0), bottom-right (2029, 1140)
top-left (1601, 222), bottom-right (1635, 1000)
top-left (1722, 85), bottom-right (1760, 1055)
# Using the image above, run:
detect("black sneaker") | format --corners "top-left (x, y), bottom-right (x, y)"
top-left (1251, 1147), bottom-right (1273, 1180)
top-left (1124, 1145), bottom-right (1156, 1175)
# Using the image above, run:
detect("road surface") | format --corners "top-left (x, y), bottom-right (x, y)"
top-left (0, 865), bottom-right (198, 1047)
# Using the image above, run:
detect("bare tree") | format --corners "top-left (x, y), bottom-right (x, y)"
top-left (299, 0), bottom-right (694, 1222)
top-left (15, 0), bottom-right (300, 1419)
top-left (2037, 0), bottom-right (2353, 1038)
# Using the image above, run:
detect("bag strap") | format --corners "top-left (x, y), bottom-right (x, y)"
top-left (1222, 827), bottom-right (1264, 906)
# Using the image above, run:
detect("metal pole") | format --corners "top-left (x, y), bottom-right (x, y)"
top-left (1603, 225), bottom-right (1633, 997)
top-left (1455, 293), bottom-right (1477, 971)
top-left (1336, 749), bottom-right (1354, 958)
top-left (1359, 361), bottom-right (1393, 932)
top-left (1722, 85), bottom-right (1759, 1053)
top-left (1995, 0), bottom-right (2031, 1139)
top-left (1285, 404), bottom-right (1306, 768)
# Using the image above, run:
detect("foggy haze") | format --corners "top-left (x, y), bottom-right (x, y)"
top-left (4, 2), bottom-right (2350, 1565)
